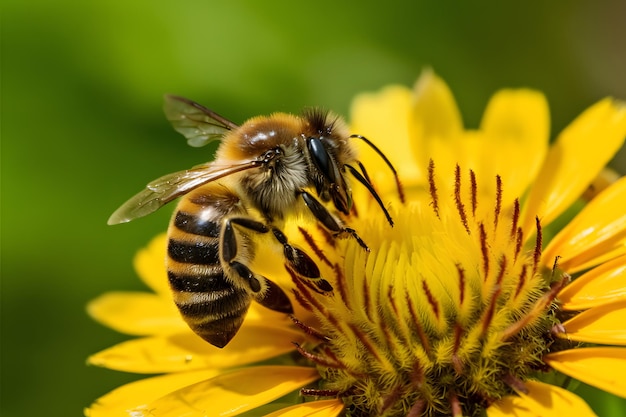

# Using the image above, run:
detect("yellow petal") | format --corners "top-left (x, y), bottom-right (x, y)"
top-left (479, 89), bottom-right (550, 200)
top-left (134, 233), bottom-right (170, 296)
top-left (409, 69), bottom-right (463, 169)
top-left (487, 380), bottom-right (597, 417)
top-left (559, 300), bottom-right (626, 345)
top-left (263, 399), bottom-right (344, 417)
top-left (88, 323), bottom-right (303, 373)
top-left (521, 98), bottom-right (626, 234)
top-left (582, 167), bottom-right (621, 201)
top-left (87, 291), bottom-right (185, 335)
top-left (143, 366), bottom-right (319, 417)
top-left (350, 84), bottom-right (422, 192)
top-left (558, 255), bottom-right (626, 310)
top-left (86, 370), bottom-right (219, 417)
top-left (544, 347), bottom-right (626, 399)
top-left (542, 176), bottom-right (626, 273)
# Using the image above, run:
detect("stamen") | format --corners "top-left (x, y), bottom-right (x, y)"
top-left (513, 264), bottom-right (527, 300)
top-left (407, 398), bottom-right (426, 417)
top-left (494, 175), bottom-right (502, 232)
top-left (481, 284), bottom-right (502, 338)
top-left (289, 315), bottom-right (329, 342)
top-left (501, 274), bottom-right (570, 341)
top-left (551, 256), bottom-right (561, 280)
top-left (387, 285), bottom-right (400, 316)
top-left (291, 270), bottom-right (345, 335)
top-left (452, 323), bottom-right (464, 375)
top-left (292, 289), bottom-right (313, 312)
top-left (456, 264), bottom-right (466, 307)
top-left (379, 312), bottom-right (397, 354)
top-left (509, 199), bottom-right (520, 241)
top-left (410, 360), bottom-right (425, 389)
top-left (533, 217), bottom-right (542, 276)
top-left (301, 388), bottom-right (341, 397)
top-left (449, 390), bottom-right (463, 417)
top-left (470, 170), bottom-right (478, 218)
top-left (334, 262), bottom-right (352, 312)
top-left (322, 347), bottom-right (363, 377)
top-left (480, 256), bottom-right (507, 337)
top-left (362, 270), bottom-right (373, 323)
top-left (291, 271), bottom-right (330, 295)
top-left (348, 322), bottom-right (388, 366)
top-left (380, 384), bottom-right (403, 415)
top-left (316, 225), bottom-right (336, 249)
top-left (293, 342), bottom-right (345, 369)
top-left (428, 159), bottom-right (440, 218)
top-left (421, 279), bottom-right (440, 322)
top-left (514, 227), bottom-right (524, 263)
top-left (298, 226), bottom-right (333, 268)
top-left (496, 256), bottom-right (507, 286)
top-left (454, 165), bottom-right (470, 234)
top-left (407, 294), bottom-right (432, 356)
top-left (479, 223), bottom-right (490, 281)
top-left (387, 286), bottom-right (410, 343)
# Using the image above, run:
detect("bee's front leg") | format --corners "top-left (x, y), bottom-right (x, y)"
top-left (298, 190), bottom-right (370, 251)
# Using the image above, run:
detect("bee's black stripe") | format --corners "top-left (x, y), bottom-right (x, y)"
top-left (168, 270), bottom-right (231, 293)
top-left (195, 314), bottom-right (247, 348)
top-left (175, 289), bottom-right (249, 318)
top-left (174, 211), bottom-right (221, 238)
top-left (196, 312), bottom-right (247, 331)
top-left (168, 239), bottom-right (220, 265)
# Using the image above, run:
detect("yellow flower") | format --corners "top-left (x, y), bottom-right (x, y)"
top-left (87, 71), bottom-right (626, 416)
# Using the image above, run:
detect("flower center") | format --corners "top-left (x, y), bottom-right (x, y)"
top-left (293, 161), bottom-right (566, 417)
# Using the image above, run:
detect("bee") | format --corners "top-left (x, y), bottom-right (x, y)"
top-left (108, 95), bottom-right (402, 348)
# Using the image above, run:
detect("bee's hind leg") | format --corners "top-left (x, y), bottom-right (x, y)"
top-left (221, 217), bottom-right (293, 313)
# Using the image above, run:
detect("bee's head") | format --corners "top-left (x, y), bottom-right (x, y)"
top-left (301, 109), bottom-right (355, 215)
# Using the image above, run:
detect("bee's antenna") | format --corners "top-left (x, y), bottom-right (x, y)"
top-left (350, 134), bottom-right (405, 203)
top-left (344, 164), bottom-right (394, 227)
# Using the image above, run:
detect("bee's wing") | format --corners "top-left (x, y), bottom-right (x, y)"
top-left (163, 95), bottom-right (238, 147)
top-left (163, 95), bottom-right (240, 148)
top-left (107, 161), bottom-right (259, 225)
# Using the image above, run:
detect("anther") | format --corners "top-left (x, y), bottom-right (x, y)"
top-left (455, 165), bottom-right (470, 234)
top-left (510, 199), bottom-right (520, 241)
top-left (470, 169), bottom-right (478, 218)
top-left (533, 217), bottom-right (543, 275)
top-left (289, 315), bottom-right (330, 342)
top-left (293, 342), bottom-right (344, 368)
top-left (428, 159), bottom-right (440, 218)
top-left (456, 264), bottom-right (466, 307)
top-left (479, 223), bottom-right (490, 280)
top-left (494, 175), bottom-right (502, 232)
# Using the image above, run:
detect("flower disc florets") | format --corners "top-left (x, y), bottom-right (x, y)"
top-left (294, 162), bottom-right (564, 417)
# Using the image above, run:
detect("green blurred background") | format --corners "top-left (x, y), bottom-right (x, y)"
top-left (2, 1), bottom-right (625, 416)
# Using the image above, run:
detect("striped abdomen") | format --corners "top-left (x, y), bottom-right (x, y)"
top-left (166, 183), bottom-right (252, 348)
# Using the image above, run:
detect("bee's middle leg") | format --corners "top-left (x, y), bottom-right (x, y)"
top-left (271, 228), bottom-right (332, 292)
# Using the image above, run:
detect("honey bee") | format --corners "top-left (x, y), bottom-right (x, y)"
top-left (108, 95), bottom-right (401, 347)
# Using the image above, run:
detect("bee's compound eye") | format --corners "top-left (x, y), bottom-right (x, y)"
top-left (307, 137), bottom-right (334, 182)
